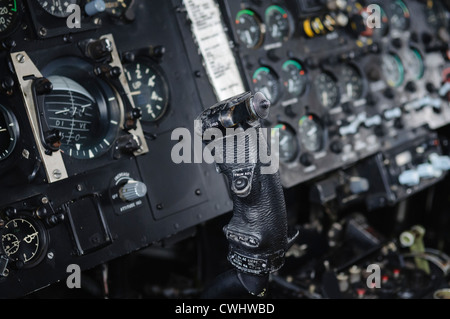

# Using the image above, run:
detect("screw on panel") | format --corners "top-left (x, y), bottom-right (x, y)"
top-left (16, 53), bottom-right (25, 63)
top-left (39, 27), bottom-right (47, 37)
top-left (47, 252), bottom-right (54, 260)
top-left (22, 149), bottom-right (29, 159)
top-left (53, 169), bottom-right (62, 180)
top-left (41, 197), bottom-right (49, 204)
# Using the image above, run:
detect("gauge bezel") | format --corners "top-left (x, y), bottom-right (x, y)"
top-left (298, 114), bottom-right (325, 153)
top-left (381, 53), bottom-right (405, 88)
top-left (264, 4), bottom-right (294, 43)
top-left (388, 0), bottom-right (410, 32)
top-left (0, 0), bottom-right (22, 39)
top-left (0, 103), bottom-right (19, 162)
top-left (314, 71), bottom-right (341, 109)
top-left (339, 63), bottom-right (367, 102)
top-left (38, 57), bottom-right (122, 160)
top-left (123, 57), bottom-right (171, 123)
top-left (403, 47), bottom-right (425, 81)
top-left (281, 59), bottom-right (309, 99)
top-left (36, 0), bottom-right (80, 18)
top-left (252, 66), bottom-right (281, 105)
top-left (234, 8), bottom-right (265, 49)
top-left (1, 215), bottom-right (48, 269)
top-left (271, 123), bottom-right (300, 164)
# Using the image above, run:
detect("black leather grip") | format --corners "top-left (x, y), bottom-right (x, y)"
top-left (211, 128), bottom-right (289, 275)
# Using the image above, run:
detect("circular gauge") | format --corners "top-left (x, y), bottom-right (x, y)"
top-left (252, 67), bottom-right (281, 104)
top-left (299, 115), bottom-right (324, 152)
top-left (124, 60), bottom-right (169, 122)
top-left (389, 0), bottom-right (410, 31)
top-left (361, 5), bottom-right (389, 37)
top-left (0, 104), bottom-right (18, 161)
top-left (402, 48), bottom-right (424, 80)
top-left (382, 54), bottom-right (405, 88)
top-left (265, 5), bottom-right (292, 42)
top-left (37, 0), bottom-right (80, 17)
top-left (104, 0), bottom-right (132, 17)
top-left (235, 9), bottom-right (264, 49)
top-left (2, 217), bottom-right (47, 268)
top-left (341, 65), bottom-right (364, 100)
top-left (314, 72), bottom-right (340, 108)
top-left (425, 1), bottom-right (449, 31)
top-left (41, 58), bottom-right (121, 160)
top-left (281, 60), bottom-right (308, 97)
top-left (271, 124), bottom-right (299, 163)
top-left (0, 0), bottom-right (20, 37)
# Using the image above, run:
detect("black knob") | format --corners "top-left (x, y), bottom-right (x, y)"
top-left (384, 88), bottom-right (395, 99)
top-left (1, 77), bottom-right (14, 91)
top-left (300, 153), bottom-right (314, 167)
top-left (405, 81), bottom-right (417, 93)
top-left (45, 129), bottom-right (62, 145)
top-left (426, 82), bottom-right (436, 93)
top-left (151, 45), bottom-right (166, 59)
top-left (86, 38), bottom-right (113, 60)
top-left (394, 118), bottom-right (404, 129)
top-left (366, 93), bottom-right (377, 106)
top-left (267, 49), bottom-right (280, 62)
top-left (367, 67), bottom-right (382, 82)
top-left (35, 77), bottom-right (53, 95)
top-left (4, 207), bottom-right (16, 218)
top-left (342, 102), bottom-right (353, 114)
top-left (374, 125), bottom-right (385, 137)
top-left (330, 140), bottom-right (343, 154)
top-left (391, 38), bottom-right (402, 49)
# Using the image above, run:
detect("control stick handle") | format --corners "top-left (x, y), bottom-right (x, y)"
top-left (196, 92), bottom-right (298, 297)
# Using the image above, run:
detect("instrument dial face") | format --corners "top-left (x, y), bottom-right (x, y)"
top-left (37, 0), bottom-right (80, 18)
top-left (252, 67), bottom-right (281, 104)
top-left (314, 72), bottom-right (340, 108)
top-left (265, 5), bottom-right (292, 42)
top-left (389, 0), bottom-right (410, 31)
top-left (104, 0), bottom-right (132, 17)
top-left (425, 0), bottom-right (449, 31)
top-left (0, 0), bottom-right (20, 35)
top-left (341, 65), bottom-right (364, 100)
top-left (382, 54), bottom-right (405, 88)
top-left (124, 61), bottom-right (170, 122)
top-left (271, 124), bottom-right (299, 163)
top-left (235, 9), bottom-right (264, 49)
top-left (42, 75), bottom-right (120, 159)
top-left (299, 115), bottom-right (324, 152)
top-left (281, 60), bottom-right (308, 97)
top-left (403, 48), bottom-right (424, 80)
top-left (0, 104), bottom-right (18, 161)
top-left (2, 218), bottom-right (46, 267)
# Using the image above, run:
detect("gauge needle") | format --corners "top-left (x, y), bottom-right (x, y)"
top-left (308, 127), bottom-right (317, 136)
top-left (322, 91), bottom-right (328, 104)
top-left (55, 109), bottom-right (70, 115)
top-left (23, 232), bottom-right (38, 244)
top-left (5, 241), bottom-right (20, 254)
top-left (280, 136), bottom-right (288, 145)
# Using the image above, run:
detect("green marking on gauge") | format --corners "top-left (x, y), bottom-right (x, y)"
top-left (266, 5), bottom-right (287, 17)
top-left (12, 0), bottom-right (17, 12)
top-left (396, 0), bottom-right (410, 18)
top-left (252, 67), bottom-right (270, 82)
top-left (412, 48), bottom-right (424, 79)
top-left (282, 60), bottom-right (302, 71)
top-left (236, 9), bottom-right (255, 22)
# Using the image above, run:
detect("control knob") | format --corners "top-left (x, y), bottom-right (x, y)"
top-left (119, 180), bottom-right (147, 202)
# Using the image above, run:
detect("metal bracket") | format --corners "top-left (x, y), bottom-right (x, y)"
top-left (11, 51), bottom-right (68, 184)
top-left (100, 34), bottom-right (149, 156)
